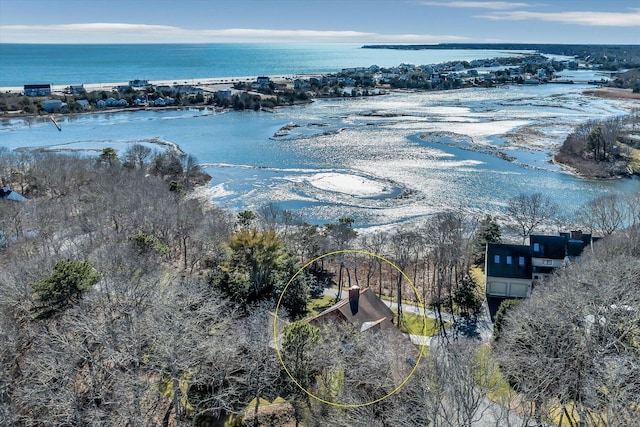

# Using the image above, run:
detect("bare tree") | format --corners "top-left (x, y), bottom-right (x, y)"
top-left (494, 230), bottom-right (640, 427)
top-left (506, 192), bottom-right (558, 244)
top-left (122, 143), bottom-right (154, 170)
top-left (423, 212), bottom-right (472, 334)
top-left (623, 191), bottom-right (640, 227)
top-left (390, 230), bottom-right (418, 325)
top-left (235, 304), bottom-right (283, 427)
top-left (578, 193), bottom-right (626, 236)
top-left (361, 231), bottom-right (388, 297)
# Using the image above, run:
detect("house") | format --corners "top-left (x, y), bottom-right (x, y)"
top-left (0, 186), bottom-right (27, 202)
top-left (173, 85), bottom-right (203, 95)
top-left (216, 89), bottom-right (232, 98)
top-left (129, 79), bottom-right (150, 88)
top-left (98, 98), bottom-right (128, 108)
top-left (530, 234), bottom-right (567, 285)
top-left (75, 99), bottom-right (90, 110)
top-left (485, 231), bottom-right (596, 319)
top-left (308, 287), bottom-right (397, 331)
top-left (134, 97), bottom-right (147, 106)
top-left (560, 230), bottom-right (596, 262)
top-left (485, 243), bottom-right (532, 299)
top-left (307, 286), bottom-right (419, 381)
top-left (256, 76), bottom-right (271, 87)
top-left (293, 79), bottom-right (311, 90)
top-left (42, 99), bottom-right (67, 113)
top-left (69, 84), bottom-right (85, 95)
top-left (24, 84), bottom-right (51, 97)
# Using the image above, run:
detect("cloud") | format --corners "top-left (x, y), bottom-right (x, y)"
top-left (477, 9), bottom-right (640, 26)
top-left (0, 23), bottom-right (470, 43)
top-left (418, 1), bottom-right (531, 10)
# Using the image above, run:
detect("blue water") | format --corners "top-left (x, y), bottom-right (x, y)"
top-left (1, 44), bottom-right (637, 229)
top-left (1, 81), bottom-right (638, 229)
top-left (0, 43), bottom-right (531, 86)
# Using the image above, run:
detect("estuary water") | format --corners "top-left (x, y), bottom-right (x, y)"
top-left (1, 76), bottom-right (638, 229)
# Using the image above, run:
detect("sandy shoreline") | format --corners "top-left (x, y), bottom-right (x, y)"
top-left (4, 75), bottom-right (639, 103)
top-left (0, 74), bottom-right (320, 95)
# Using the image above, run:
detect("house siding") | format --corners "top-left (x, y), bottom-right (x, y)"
top-left (486, 276), bottom-right (531, 298)
top-left (485, 231), bottom-right (594, 310)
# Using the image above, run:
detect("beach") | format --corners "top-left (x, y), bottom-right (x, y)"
top-left (0, 74), bottom-right (307, 95)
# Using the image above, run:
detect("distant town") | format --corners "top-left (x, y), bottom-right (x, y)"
top-left (2, 47), bottom-right (638, 117)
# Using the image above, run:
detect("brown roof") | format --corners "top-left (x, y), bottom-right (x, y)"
top-left (307, 287), bottom-right (420, 382)
top-left (308, 287), bottom-right (395, 330)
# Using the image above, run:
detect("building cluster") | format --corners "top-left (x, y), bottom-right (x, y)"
top-left (20, 80), bottom-right (210, 113)
top-left (283, 55), bottom-right (571, 98)
top-left (17, 55), bottom-right (583, 115)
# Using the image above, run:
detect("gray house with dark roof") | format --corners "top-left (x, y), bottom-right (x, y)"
top-left (530, 234), bottom-right (567, 285)
top-left (485, 243), bottom-right (532, 299)
top-left (485, 231), bottom-right (595, 319)
top-left (24, 84), bottom-right (51, 96)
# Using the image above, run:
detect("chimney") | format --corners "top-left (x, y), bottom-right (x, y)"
top-left (348, 285), bottom-right (360, 315)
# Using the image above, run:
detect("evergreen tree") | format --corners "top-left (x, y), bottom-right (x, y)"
top-left (453, 274), bottom-right (482, 318)
top-left (473, 215), bottom-right (502, 267)
top-left (492, 299), bottom-right (520, 341)
top-left (32, 259), bottom-right (101, 319)
top-left (214, 228), bottom-right (309, 318)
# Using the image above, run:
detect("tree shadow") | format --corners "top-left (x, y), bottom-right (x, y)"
top-left (454, 317), bottom-right (481, 340)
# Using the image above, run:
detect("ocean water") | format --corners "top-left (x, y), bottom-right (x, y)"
top-left (2, 74), bottom-right (638, 229)
top-left (0, 43), bottom-right (532, 87)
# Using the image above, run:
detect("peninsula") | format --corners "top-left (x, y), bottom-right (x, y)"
top-left (3, 48), bottom-right (639, 118)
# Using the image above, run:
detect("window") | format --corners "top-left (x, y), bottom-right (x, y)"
top-left (506, 256), bottom-right (512, 264)
top-left (533, 242), bottom-right (540, 252)
top-left (543, 259), bottom-right (553, 266)
top-left (519, 256), bottom-right (525, 266)
top-left (494, 255), bottom-right (500, 263)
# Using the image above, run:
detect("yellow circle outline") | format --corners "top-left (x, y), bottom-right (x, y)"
top-left (273, 249), bottom-right (428, 408)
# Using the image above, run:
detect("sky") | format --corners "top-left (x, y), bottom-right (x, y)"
top-left (0, 0), bottom-right (638, 44)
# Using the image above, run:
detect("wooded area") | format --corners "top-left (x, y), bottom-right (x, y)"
top-left (1, 148), bottom-right (638, 426)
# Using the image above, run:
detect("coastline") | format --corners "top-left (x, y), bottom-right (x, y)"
top-left (3, 72), bottom-right (638, 182)
top-left (582, 87), bottom-right (640, 100)
top-left (3, 79), bottom-right (637, 125)
top-left (0, 74), bottom-right (313, 95)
